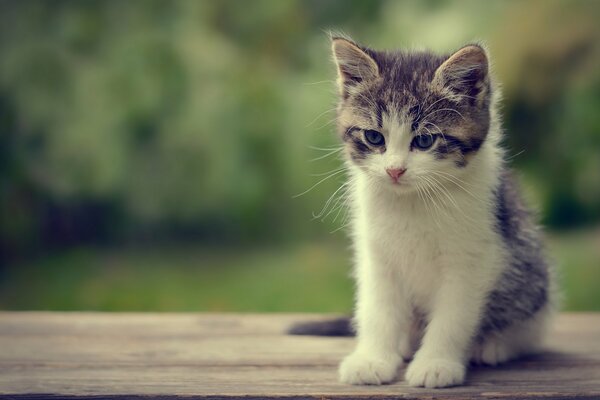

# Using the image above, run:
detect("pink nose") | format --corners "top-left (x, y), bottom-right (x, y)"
top-left (386, 168), bottom-right (406, 181)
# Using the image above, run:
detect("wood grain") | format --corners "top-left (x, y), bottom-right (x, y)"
top-left (0, 312), bottom-right (599, 399)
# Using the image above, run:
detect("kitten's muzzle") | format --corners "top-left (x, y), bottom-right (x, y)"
top-left (386, 167), bottom-right (406, 183)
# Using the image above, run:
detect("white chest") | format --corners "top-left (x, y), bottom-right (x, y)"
top-left (351, 171), bottom-right (500, 313)
top-left (354, 190), bottom-right (449, 310)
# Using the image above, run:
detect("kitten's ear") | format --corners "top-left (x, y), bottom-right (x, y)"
top-left (434, 44), bottom-right (489, 100)
top-left (331, 37), bottom-right (379, 95)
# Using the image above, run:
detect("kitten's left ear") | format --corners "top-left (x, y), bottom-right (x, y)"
top-left (434, 44), bottom-right (490, 101)
top-left (331, 37), bottom-right (379, 95)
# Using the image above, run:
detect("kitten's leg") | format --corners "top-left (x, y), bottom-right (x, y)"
top-left (405, 254), bottom-right (495, 388)
top-left (339, 259), bottom-right (409, 385)
top-left (471, 305), bottom-right (553, 365)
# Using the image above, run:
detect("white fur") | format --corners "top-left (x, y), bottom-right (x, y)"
top-left (339, 107), bottom-right (549, 388)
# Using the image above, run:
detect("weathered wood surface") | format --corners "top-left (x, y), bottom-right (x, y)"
top-left (0, 312), bottom-right (599, 399)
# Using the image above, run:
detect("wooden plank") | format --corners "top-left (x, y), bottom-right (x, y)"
top-left (0, 312), bottom-right (599, 399)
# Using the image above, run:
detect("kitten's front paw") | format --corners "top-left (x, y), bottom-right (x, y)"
top-left (405, 356), bottom-right (465, 388)
top-left (339, 352), bottom-right (401, 385)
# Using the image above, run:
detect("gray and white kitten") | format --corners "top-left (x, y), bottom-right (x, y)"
top-left (293, 38), bottom-right (556, 388)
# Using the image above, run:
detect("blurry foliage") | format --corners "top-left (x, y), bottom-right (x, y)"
top-left (0, 0), bottom-right (599, 263)
top-left (1, 231), bottom-right (599, 311)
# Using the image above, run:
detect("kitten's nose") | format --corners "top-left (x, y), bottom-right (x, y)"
top-left (386, 167), bottom-right (406, 182)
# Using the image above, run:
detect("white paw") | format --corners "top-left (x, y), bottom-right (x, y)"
top-left (471, 337), bottom-right (512, 365)
top-left (405, 356), bottom-right (465, 388)
top-left (339, 352), bottom-right (401, 385)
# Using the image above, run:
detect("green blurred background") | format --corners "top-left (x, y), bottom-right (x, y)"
top-left (0, 0), bottom-right (599, 312)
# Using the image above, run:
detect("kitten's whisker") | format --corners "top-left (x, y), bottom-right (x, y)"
top-left (302, 80), bottom-right (335, 86)
top-left (430, 170), bottom-right (479, 190)
top-left (418, 178), bottom-right (443, 228)
top-left (506, 149), bottom-right (525, 161)
top-left (308, 145), bottom-right (344, 152)
top-left (332, 191), bottom-right (351, 224)
top-left (310, 166), bottom-right (345, 177)
top-left (312, 179), bottom-right (349, 219)
top-left (305, 107), bottom-right (338, 128)
top-left (423, 174), bottom-right (459, 211)
top-left (326, 192), bottom-right (349, 223)
top-left (330, 192), bottom-right (353, 232)
top-left (318, 182), bottom-right (350, 221)
top-left (423, 121), bottom-right (443, 133)
top-left (415, 183), bottom-right (429, 217)
top-left (425, 121), bottom-right (448, 145)
top-left (430, 171), bottom-right (488, 204)
top-left (330, 222), bottom-right (350, 234)
top-left (425, 173), bottom-right (480, 225)
top-left (430, 171), bottom-right (477, 197)
top-left (423, 126), bottom-right (434, 136)
top-left (314, 117), bottom-right (340, 131)
top-left (421, 96), bottom-right (449, 115)
top-left (427, 177), bottom-right (454, 219)
top-left (421, 176), bottom-right (451, 222)
top-left (309, 148), bottom-right (343, 162)
top-left (430, 170), bottom-right (483, 194)
top-left (415, 183), bottom-right (427, 218)
top-left (423, 107), bottom-right (466, 121)
top-left (423, 93), bottom-right (477, 118)
top-left (293, 169), bottom-right (346, 198)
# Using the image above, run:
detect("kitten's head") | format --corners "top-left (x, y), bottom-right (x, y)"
top-left (332, 37), bottom-right (493, 194)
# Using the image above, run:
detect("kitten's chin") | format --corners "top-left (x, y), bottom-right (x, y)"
top-left (379, 180), bottom-right (419, 196)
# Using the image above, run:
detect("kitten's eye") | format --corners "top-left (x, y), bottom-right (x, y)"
top-left (412, 134), bottom-right (437, 150)
top-left (364, 130), bottom-right (385, 146)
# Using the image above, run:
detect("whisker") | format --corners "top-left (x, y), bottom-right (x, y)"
top-left (321, 185), bottom-right (351, 221)
top-left (310, 166), bottom-right (345, 177)
top-left (430, 171), bottom-right (487, 203)
top-left (422, 176), bottom-right (451, 221)
top-left (313, 117), bottom-right (340, 131)
top-left (423, 108), bottom-right (466, 121)
top-left (506, 149), bottom-right (525, 161)
top-left (305, 107), bottom-right (338, 128)
top-left (423, 174), bottom-right (458, 211)
top-left (418, 178), bottom-right (443, 228)
top-left (427, 173), bottom-right (479, 224)
top-left (422, 121), bottom-right (448, 145)
top-left (292, 169), bottom-right (346, 198)
top-left (308, 145), bottom-right (343, 152)
top-left (302, 80), bottom-right (335, 86)
top-left (431, 170), bottom-right (480, 190)
top-left (421, 96), bottom-right (449, 115)
top-left (309, 148), bottom-right (344, 162)
top-left (312, 181), bottom-right (349, 219)
top-left (332, 191), bottom-right (351, 224)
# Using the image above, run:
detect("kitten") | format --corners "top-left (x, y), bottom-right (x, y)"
top-left (292, 37), bottom-right (556, 388)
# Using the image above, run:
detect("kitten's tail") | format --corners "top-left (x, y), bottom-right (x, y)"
top-left (287, 317), bottom-right (354, 336)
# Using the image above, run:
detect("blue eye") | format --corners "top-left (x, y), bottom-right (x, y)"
top-left (364, 130), bottom-right (385, 146)
top-left (413, 134), bottom-right (437, 150)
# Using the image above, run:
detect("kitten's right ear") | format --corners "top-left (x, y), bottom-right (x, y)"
top-left (331, 38), bottom-right (379, 95)
top-left (433, 44), bottom-right (489, 101)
